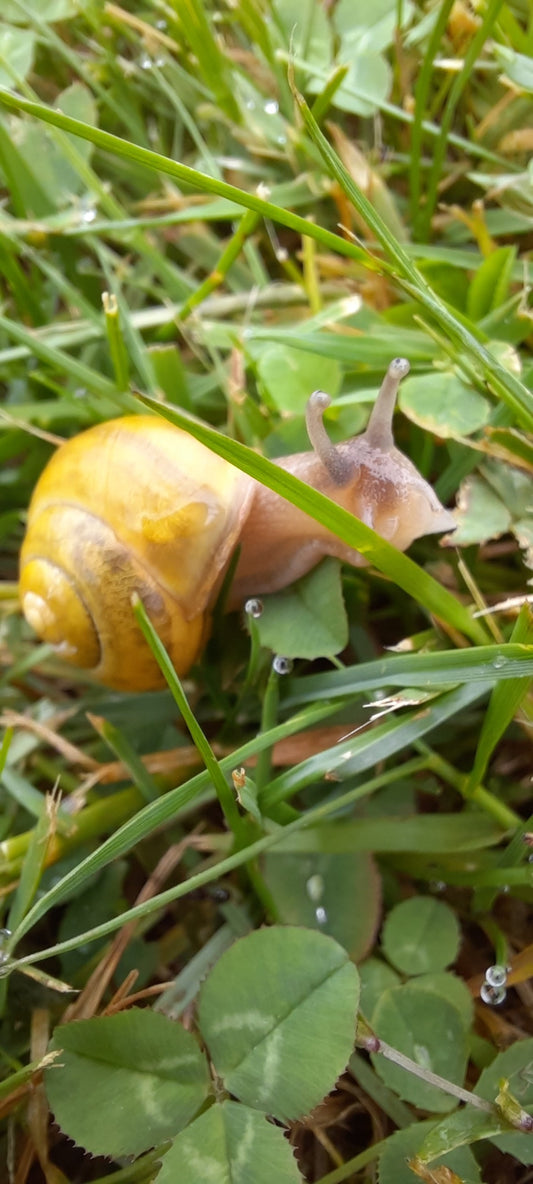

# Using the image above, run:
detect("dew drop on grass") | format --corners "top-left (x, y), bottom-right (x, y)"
top-left (244, 598), bottom-right (263, 618)
top-left (306, 874), bottom-right (324, 903)
top-left (272, 655), bottom-right (293, 675)
top-left (480, 981), bottom-right (507, 1006)
top-left (485, 964), bottom-right (508, 988)
top-left (0, 929), bottom-right (12, 973)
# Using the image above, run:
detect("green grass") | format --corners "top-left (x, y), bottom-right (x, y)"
top-left (0, 2), bottom-right (532, 1181)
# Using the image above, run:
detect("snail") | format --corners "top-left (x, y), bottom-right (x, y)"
top-left (19, 358), bottom-right (455, 691)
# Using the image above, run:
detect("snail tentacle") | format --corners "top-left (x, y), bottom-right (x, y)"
top-left (305, 390), bottom-right (353, 486)
top-left (364, 357), bottom-right (410, 450)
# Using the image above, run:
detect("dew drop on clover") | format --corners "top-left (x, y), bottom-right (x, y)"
top-left (272, 655), bottom-right (293, 675)
top-left (315, 906), bottom-right (328, 926)
top-left (264, 99), bottom-right (279, 115)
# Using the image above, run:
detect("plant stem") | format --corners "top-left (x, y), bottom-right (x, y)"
top-left (357, 1028), bottom-right (494, 1114)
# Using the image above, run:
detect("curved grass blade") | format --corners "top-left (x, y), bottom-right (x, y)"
top-left (135, 391), bottom-right (487, 646)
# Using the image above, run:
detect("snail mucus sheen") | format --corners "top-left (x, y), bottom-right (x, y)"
top-left (20, 359), bottom-right (455, 691)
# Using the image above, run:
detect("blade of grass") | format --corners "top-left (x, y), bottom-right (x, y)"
top-left (177, 209), bottom-right (261, 323)
top-left (282, 645), bottom-right (533, 706)
top-left (87, 713), bottom-right (159, 804)
top-left (273, 813), bottom-right (505, 855)
top-left (0, 726), bottom-right (13, 776)
top-left (310, 64), bottom-right (350, 124)
top-left (102, 292), bottom-right (131, 392)
top-left (0, 232), bottom-right (43, 324)
top-left (416, 746), bottom-right (519, 832)
top-left (132, 594), bottom-right (245, 840)
top-left (7, 790), bottom-right (57, 934)
top-left (168, 0), bottom-right (241, 123)
top-left (409, 0), bottom-right (455, 231)
top-left (1, 768), bottom-right (63, 822)
top-left (474, 809), bottom-right (533, 913)
top-left (0, 1053), bottom-right (62, 1103)
top-left (0, 117), bottom-right (51, 218)
top-left (466, 604), bottom-right (533, 796)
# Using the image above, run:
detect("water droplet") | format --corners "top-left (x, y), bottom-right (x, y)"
top-left (480, 981), bottom-right (507, 1006)
top-left (306, 874), bottom-right (324, 903)
top-left (485, 964), bottom-right (507, 988)
top-left (244, 598), bottom-right (263, 619)
top-left (429, 880), bottom-right (447, 893)
top-left (140, 53), bottom-right (153, 70)
top-left (81, 207), bottom-right (97, 224)
top-left (315, 906), bottom-right (328, 926)
top-left (272, 655), bottom-right (293, 675)
top-left (245, 98), bottom-right (256, 110)
top-left (492, 654), bottom-right (507, 669)
top-left (0, 928), bottom-right (12, 969)
top-left (264, 99), bottom-right (279, 115)
top-left (276, 134), bottom-right (287, 146)
top-left (156, 18), bottom-right (167, 29)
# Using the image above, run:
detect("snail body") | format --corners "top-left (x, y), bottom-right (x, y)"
top-left (20, 359), bottom-right (455, 691)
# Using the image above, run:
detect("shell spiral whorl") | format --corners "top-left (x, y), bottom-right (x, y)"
top-left (19, 417), bottom-right (253, 690)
